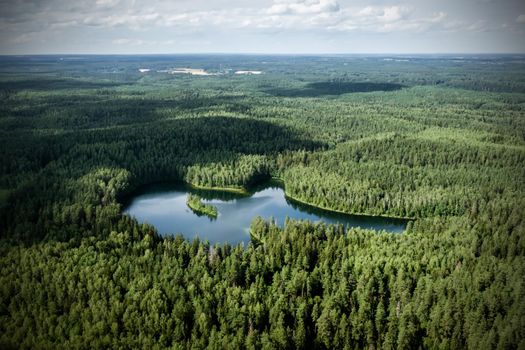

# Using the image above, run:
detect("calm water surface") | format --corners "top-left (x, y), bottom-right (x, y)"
top-left (123, 183), bottom-right (406, 245)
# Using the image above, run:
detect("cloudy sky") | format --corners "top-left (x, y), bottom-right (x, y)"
top-left (1, 0), bottom-right (524, 54)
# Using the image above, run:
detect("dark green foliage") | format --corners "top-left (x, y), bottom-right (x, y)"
top-left (0, 216), bottom-right (523, 349)
top-left (0, 55), bottom-right (524, 348)
top-left (264, 81), bottom-right (405, 97)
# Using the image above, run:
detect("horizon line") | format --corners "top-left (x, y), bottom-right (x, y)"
top-left (1, 52), bottom-right (525, 57)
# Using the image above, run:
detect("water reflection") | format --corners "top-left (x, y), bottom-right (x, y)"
top-left (123, 182), bottom-right (407, 245)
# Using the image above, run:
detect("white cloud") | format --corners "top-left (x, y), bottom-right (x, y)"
top-left (380, 7), bottom-right (405, 22)
top-left (83, 12), bottom-right (161, 30)
top-left (331, 6), bottom-right (448, 34)
top-left (357, 6), bottom-right (409, 23)
top-left (9, 32), bottom-right (35, 44)
top-left (0, 0), bottom-right (458, 34)
top-left (466, 20), bottom-right (489, 32)
top-left (112, 38), bottom-right (140, 45)
top-left (1, 0), bottom-right (517, 50)
top-left (96, 0), bottom-right (120, 7)
top-left (148, 2), bottom-right (451, 35)
top-left (268, 0), bottom-right (340, 15)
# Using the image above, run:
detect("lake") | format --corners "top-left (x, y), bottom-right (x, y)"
top-left (123, 182), bottom-right (407, 245)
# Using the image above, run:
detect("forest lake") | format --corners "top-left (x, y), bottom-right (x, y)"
top-left (123, 182), bottom-right (408, 245)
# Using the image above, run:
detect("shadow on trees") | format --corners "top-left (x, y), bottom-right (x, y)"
top-left (2, 92), bottom-right (251, 130)
top-left (9, 115), bottom-right (323, 181)
top-left (0, 78), bottom-right (126, 91)
top-left (285, 195), bottom-right (409, 228)
top-left (0, 116), bottom-right (326, 240)
top-left (69, 116), bottom-right (326, 183)
top-left (263, 81), bottom-right (405, 97)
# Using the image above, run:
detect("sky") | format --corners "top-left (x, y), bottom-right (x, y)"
top-left (0, 0), bottom-right (524, 54)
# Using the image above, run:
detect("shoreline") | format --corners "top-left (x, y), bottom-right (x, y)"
top-left (125, 178), bottom-right (412, 222)
top-left (189, 178), bottom-right (413, 222)
top-left (186, 194), bottom-right (218, 219)
top-left (272, 176), bottom-right (412, 221)
top-left (187, 183), bottom-right (249, 195)
top-left (283, 190), bottom-right (413, 221)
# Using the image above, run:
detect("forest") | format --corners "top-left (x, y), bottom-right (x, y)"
top-left (0, 54), bottom-right (524, 349)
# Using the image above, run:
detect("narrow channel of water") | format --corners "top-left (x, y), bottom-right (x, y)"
top-left (123, 182), bottom-right (407, 245)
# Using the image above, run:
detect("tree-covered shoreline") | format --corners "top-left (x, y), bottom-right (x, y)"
top-left (187, 194), bottom-right (218, 219)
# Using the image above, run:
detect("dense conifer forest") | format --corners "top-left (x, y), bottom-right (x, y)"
top-left (0, 55), bottom-right (524, 349)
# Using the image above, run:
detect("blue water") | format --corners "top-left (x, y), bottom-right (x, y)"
top-left (123, 183), bottom-right (406, 245)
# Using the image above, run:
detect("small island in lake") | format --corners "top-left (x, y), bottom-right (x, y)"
top-left (186, 194), bottom-right (218, 219)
